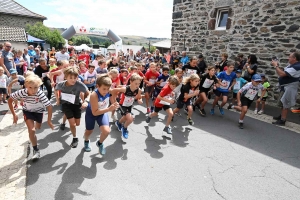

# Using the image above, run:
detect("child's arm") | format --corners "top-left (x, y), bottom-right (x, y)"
top-left (259, 89), bottom-right (267, 100)
top-left (46, 105), bottom-right (54, 129)
top-left (136, 89), bottom-right (143, 104)
top-left (110, 87), bottom-right (126, 103)
top-left (157, 95), bottom-right (174, 104)
top-left (81, 90), bottom-right (91, 109)
top-left (228, 79), bottom-right (236, 91)
top-left (237, 91), bottom-right (242, 106)
top-left (183, 90), bottom-right (199, 100)
top-left (90, 92), bottom-right (119, 116)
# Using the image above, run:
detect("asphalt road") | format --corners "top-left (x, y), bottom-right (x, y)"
top-left (12, 101), bottom-right (300, 200)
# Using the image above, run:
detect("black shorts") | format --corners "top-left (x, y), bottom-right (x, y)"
top-left (154, 105), bottom-right (171, 112)
top-left (200, 88), bottom-right (210, 96)
top-left (119, 105), bottom-right (132, 116)
top-left (233, 92), bottom-right (237, 99)
top-left (214, 90), bottom-right (229, 97)
top-left (23, 110), bottom-right (43, 123)
top-left (257, 96), bottom-right (267, 101)
top-left (144, 85), bottom-right (154, 94)
top-left (0, 88), bottom-right (7, 94)
top-left (62, 103), bottom-right (82, 119)
top-left (176, 99), bottom-right (192, 109)
top-left (241, 96), bottom-right (253, 108)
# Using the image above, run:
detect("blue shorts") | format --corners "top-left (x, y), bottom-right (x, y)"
top-left (23, 110), bottom-right (43, 123)
top-left (85, 107), bottom-right (109, 130)
top-left (214, 90), bottom-right (229, 97)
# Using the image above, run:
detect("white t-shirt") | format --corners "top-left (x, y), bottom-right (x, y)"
top-left (92, 60), bottom-right (100, 69)
top-left (55, 52), bottom-right (70, 61)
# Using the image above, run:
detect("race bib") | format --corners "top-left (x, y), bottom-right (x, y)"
top-left (122, 96), bottom-right (134, 107)
top-left (220, 80), bottom-right (230, 90)
top-left (25, 102), bottom-right (44, 111)
top-left (233, 82), bottom-right (241, 90)
top-left (12, 82), bottom-right (22, 90)
top-left (189, 89), bottom-right (194, 95)
top-left (202, 78), bottom-right (214, 88)
top-left (245, 89), bottom-right (258, 100)
top-left (187, 69), bottom-right (197, 76)
top-left (159, 95), bottom-right (172, 105)
top-left (160, 81), bottom-right (167, 87)
top-left (0, 79), bottom-right (6, 88)
top-left (42, 72), bottom-right (48, 78)
top-left (149, 79), bottom-right (156, 85)
top-left (98, 97), bottom-right (109, 109)
top-left (61, 93), bottom-right (75, 104)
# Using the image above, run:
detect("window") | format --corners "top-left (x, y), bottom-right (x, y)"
top-left (215, 8), bottom-right (229, 30)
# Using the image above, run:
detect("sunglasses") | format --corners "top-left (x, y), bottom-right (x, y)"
top-left (6, 46), bottom-right (12, 48)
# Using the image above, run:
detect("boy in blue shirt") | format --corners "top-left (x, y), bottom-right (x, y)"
top-left (211, 62), bottom-right (236, 115)
top-left (230, 69), bottom-right (247, 105)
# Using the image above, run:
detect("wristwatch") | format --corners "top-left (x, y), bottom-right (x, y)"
top-left (84, 99), bottom-right (89, 103)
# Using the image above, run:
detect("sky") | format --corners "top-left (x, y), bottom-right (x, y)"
top-left (15, 0), bottom-right (173, 38)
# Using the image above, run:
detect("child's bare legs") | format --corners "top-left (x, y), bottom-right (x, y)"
top-left (220, 96), bottom-right (228, 108)
top-left (145, 92), bottom-right (150, 108)
top-left (99, 125), bottom-right (110, 143)
top-left (119, 113), bottom-right (133, 128)
top-left (255, 99), bottom-right (260, 110)
top-left (261, 101), bottom-right (265, 111)
top-left (84, 129), bottom-right (93, 141)
top-left (165, 108), bottom-right (173, 127)
top-left (232, 105), bottom-right (248, 121)
top-left (199, 93), bottom-right (207, 110)
top-left (25, 119), bottom-right (38, 147)
top-left (173, 107), bottom-right (180, 115)
top-left (187, 105), bottom-right (193, 119)
top-left (212, 96), bottom-right (220, 108)
top-left (68, 118), bottom-right (80, 137)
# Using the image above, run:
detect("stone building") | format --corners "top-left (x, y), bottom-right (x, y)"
top-left (0, 0), bottom-right (46, 49)
top-left (171, 0), bottom-right (300, 102)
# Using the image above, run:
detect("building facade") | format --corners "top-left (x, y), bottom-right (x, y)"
top-left (171, 0), bottom-right (300, 102)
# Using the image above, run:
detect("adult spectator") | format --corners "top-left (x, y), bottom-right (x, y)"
top-left (180, 51), bottom-right (189, 65)
top-left (0, 43), bottom-right (3, 51)
top-left (28, 45), bottom-right (36, 63)
top-left (153, 49), bottom-right (162, 62)
top-left (165, 50), bottom-right (171, 64)
top-left (33, 48), bottom-right (41, 63)
top-left (235, 53), bottom-right (246, 71)
top-left (89, 49), bottom-right (95, 61)
top-left (136, 51), bottom-right (142, 62)
top-left (92, 55), bottom-right (102, 69)
top-left (182, 57), bottom-right (201, 76)
top-left (243, 54), bottom-right (258, 82)
top-left (55, 47), bottom-right (70, 61)
top-left (126, 49), bottom-right (136, 62)
top-left (78, 50), bottom-right (90, 67)
top-left (34, 58), bottom-right (52, 100)
top-left (272, 52), bottom-right (300, 126)
top-left (198, 54), bottom-right (207, 74)
top-left (49, 47), bottom-right (56, 58)
top-left (15, 50), bottom-right (26, 75)
top-left (170, 51), bottom-right (180, 66)
top-left (23, 48), bottom-right (30, 72)
top-left (215, 53), bottom-right (228, 72)
top-left (0, 42), bottom-right (15, 75)
top-left (107, 57), bottom-right (119, 70)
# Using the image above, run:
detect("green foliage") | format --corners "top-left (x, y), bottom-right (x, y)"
top-left (127, 41), bottom-right (131, 45)
top-left (150, 46), bottom-right (156, 53)
top-left (103, 41), bottom-right (112, 48)
top-left (72, 35), bottom-right (92, 45)
top-left (25, 22), bottom-right (65, 48)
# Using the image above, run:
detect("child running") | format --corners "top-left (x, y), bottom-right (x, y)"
top-left (145, 76), bottom-right (180, 134)
top-left (231, 69), bottom-right (247, 105)
top-left (55, 67), bottom-right (90, 148)
top-left (211, 62), bottom-right (236, 115)
top-left (109, 68), bottom-right (120, 121)
top-left (144, 62), bottom-right (160, 114)
top-left (113, 73), bottom-right (143, 139)
top-left (0, 67), bottom-right (8, 104)
top-left (228, 74), bottom-right (266, 129)
top-left (83, 74), bottom-right (119, 154)
top-left (254, 74), bottom-right (270, 115)
top-left (173, 74), bottom-right (200, 125)
top-left (84, 64), bottom-right (97, 91)
top-left (8, 74), bottom-right (54, 160)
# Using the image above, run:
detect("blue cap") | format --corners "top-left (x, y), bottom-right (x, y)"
top-left (9, 68), bottom-right (17, 74)
top-left (236, 69), bottom-right (242, 73)
top-left (260, 73), bottom-right (266, 77)
top-left (252, 74), bottom-right (262, 82)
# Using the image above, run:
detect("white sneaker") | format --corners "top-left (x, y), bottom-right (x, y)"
top-left (258, 110), bottom-right (264, 115)
top-left (254, 110), bottom-right (258, 115)
top-left (111, 115), bottom-right (117, 122)
top-left (32, 150), bottom-right (40, 160)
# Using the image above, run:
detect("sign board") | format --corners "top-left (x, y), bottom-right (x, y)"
top-left (74, 26), bottom-right (109, 36)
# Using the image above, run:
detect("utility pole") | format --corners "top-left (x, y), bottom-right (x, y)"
top-left (183, 35), bottom-right (186, 51)
top-left (148, 40), bottom-right (150, 52)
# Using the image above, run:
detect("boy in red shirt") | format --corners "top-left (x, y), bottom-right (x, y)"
top-left (145, 76), bottom-right (180, 134)
top-left (144, 62), bottom-right (160, 113)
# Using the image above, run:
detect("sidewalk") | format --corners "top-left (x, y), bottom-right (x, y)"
top-left (0, 108), bottom-right (28, 200)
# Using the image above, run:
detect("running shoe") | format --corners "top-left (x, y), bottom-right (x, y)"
top-left (199, 109), bottom-right (206, 117)
top-left (32, 149), bottom-right (40, 160)
top-left (291, 108), bottom-right (300, 113)
top-left (227, 104), bottom-right (233, 110)
top-left (219, 107), bottom-right (224, 115)
top-left (187, 117), bottom-right (194, 125)
top-left (272, 119), bottom-right (286, 126)
top-left (163, 126), bottom-right (172, 134)
top-left (254, 110), bottom-right (258, 115)
top-left (3, 99), bottom-right (7, 103)
top-left (147, 107), bottom-right (151, 114)
top-left (146, 116), bottom-right (151, 123)
top-left (258, 110), bottom-right (264, 115)
top-left (111, 115), bottom-right (117, 122)
top-left (60, 123), bottom-right (65, 131)
top-left (210, 108), bottom-right (215, 115)
top-left (70, 138), bottom-right (78, 148)
top-left (115, 120), bottom-right (123, 131)
top-left (0, 101), bottom-right (3, 105)
top-left (273, 115), bottom-right (281, 120)
top-left (239, 123), bottom-right (244, 129)
top-left (121, 127), bottom-right (129, 139)
top-left (84, 140), bottom-right (91, 152)
top-left (96, 142), bottom-right (106, 155)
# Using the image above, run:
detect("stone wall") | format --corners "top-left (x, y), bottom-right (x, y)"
top-left (0, 14), bottom-right (43, 28)
top-left (171, 0), bottom-right (300, 104)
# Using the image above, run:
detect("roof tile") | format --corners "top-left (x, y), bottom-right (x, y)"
top-left (0, 26), bottom-right (26, 42)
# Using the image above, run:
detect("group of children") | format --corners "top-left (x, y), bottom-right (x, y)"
top-left (2, 57), bottom-right (271, 161)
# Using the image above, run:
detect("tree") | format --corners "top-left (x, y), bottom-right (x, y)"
top-left (72, 35), bottom-right (92, 46)
top-left (25, 22), bottom-right (65, 49)
top-left (150, 46), bottom-right (156, 53)
top-left (103, 41), bottom-right (112, 48)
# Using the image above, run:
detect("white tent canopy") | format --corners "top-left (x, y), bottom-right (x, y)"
top-left (74, 44), bottom-right (91, 51)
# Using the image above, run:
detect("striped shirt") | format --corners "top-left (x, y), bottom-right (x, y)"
top-left (10, 89), bottom-right (51, 113)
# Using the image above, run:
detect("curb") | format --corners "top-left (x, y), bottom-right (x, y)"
top-left (0, 109), bottom-right (28, 200)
